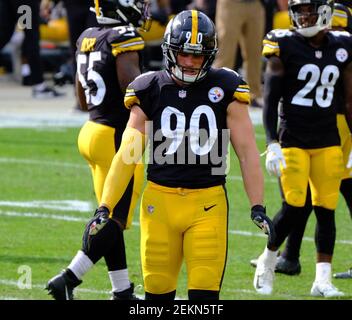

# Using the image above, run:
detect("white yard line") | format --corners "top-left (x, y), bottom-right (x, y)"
top-left (1, 206), bottom-right (351, 245)
top-left (1, 157), bottom-right (280, 184)
top-left (0, 157), bottom-right (88, 169)
top-left (0, 200), bottom-right (92, 212)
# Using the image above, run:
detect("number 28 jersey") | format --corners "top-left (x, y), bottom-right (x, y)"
top-left (76, 26), bottom-right (144, 129)
top-left (263, 29), bottom-right (352, 148)
top-left (124, 68), bottom-right (250, 188)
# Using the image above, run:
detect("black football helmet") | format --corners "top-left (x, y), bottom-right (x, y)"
top-left (92, 0), bottom-right (151, 30)
top-left (162, 10), bottom-right (218, 84)
top-left (288, 0), bottom-right (334, 37)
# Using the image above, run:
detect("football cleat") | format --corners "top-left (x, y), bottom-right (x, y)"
top-left (253, 254), bottom-right (275, 295)
top-left (310, 281), bottom-right (344, 298)
top-left (333, 268), bottom-right (352, 279)
top-left (275, 256), bottom-right (301, 275)
top-left (46, 269), bottom-right (82, 300)
top-left (250, 254), bottom-right (301, 276)
top-left (111, 283), bottom-right (141, 300)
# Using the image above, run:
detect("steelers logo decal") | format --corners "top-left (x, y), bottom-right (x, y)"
top-left (336, 48), bottom-right (348, 63)
top-left (208, 87), bottom-right (224, 103)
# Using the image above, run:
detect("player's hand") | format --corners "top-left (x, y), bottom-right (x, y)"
top-left (265, 142), bottom-right (286, 177)
top-left (251, 205), bottom-right (276, 245)
top-left (82, 206), bottom-right (110, 251)
top-left (347, 149), bottom-right (352, 169)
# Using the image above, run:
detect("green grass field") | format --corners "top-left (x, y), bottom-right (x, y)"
top-left (0, 125), bottom-right (351, 300)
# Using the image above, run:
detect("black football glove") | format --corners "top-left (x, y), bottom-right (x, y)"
top-left (251, 205), bottom-right (276, 246)
top-left (82, 206), bottom-right (110, 252)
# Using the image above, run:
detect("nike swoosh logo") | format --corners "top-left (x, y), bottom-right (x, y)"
top-left (204, 205), bottom-right (216, 212)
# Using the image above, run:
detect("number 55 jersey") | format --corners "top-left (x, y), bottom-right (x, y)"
top-left (76, 26), bottom-right (144, 129)
top-left (124, 68), bottom-right (250, 188)
top-left (262, 29), bottom-right (352, 148)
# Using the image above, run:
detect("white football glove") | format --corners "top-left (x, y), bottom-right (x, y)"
top-left (347, 149), bottom-right (352, 170)
top-left (265, 142), bottom-right (287, 177)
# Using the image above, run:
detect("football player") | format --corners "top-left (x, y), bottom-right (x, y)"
top-left (46, 0), bottom-right (151, 300)
top-left (254, 0), bottom-right (352, 297)
top-left (96, 10), bottom-right (274, 300)
top-left (250, 0), bottom-right (352, 278)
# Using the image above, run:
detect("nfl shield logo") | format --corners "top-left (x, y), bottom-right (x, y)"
top-left (179, 90), bottom-right (187, 99)
top-left (315, 51), bottom-right (322, 59)
top-left (147, 205), bottom-right (154, 214)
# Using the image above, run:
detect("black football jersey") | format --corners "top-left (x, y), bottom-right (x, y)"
top-left (263, 29), bottom-right (352, 148)
top-left (124, 68), bottom-right (250, 188)
top-left (76, 26), bottom-right (144, 129)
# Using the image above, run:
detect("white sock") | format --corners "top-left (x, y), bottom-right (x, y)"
top-left (108, 269), bottom-right (130, 292)
top-left (67, 250), bottom-right (94, 280)
top-left (262, 246), bottom-right (279, 267)
top-left (315, 262), bottom-right (332, 283)
top-left (21, 64), bottom-right (31, 77)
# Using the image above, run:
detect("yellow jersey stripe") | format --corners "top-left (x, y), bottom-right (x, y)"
top-left (191, 10), bottom-right (198, 44)
top-left (111, 41), bottom-right (145, 56)
top-left (111, 37), bottom-right (144, 48)
top-left (124, 94), bottom-right (141, 110)
top-left (262, 43), bottom-right (280, 57)
top-left (233, 91), bottom-right (251, 104)
top-left (263, 39), bottom-right (279, 47)
top-left (112, 44), bottom-right (144, 56)
top-left (238, 84), bottom-right (250, 90)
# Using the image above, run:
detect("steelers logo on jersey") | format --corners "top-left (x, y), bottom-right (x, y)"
top-left (208, 87), bottom-right (224, 103)
top-left (336, 48), bottom-right (348, 62)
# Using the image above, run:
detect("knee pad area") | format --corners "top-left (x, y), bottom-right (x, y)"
top-left (188, 266), bottom-right (219, 291)
top-left (144, 274), bottom-right (175, 295)
top-left (285, 190), bottom-right (306, 207)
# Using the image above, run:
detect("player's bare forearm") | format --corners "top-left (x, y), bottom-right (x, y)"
top-left (238, 149), bottom-right (264, 207)
top-left (100, 106), bottom-right (147, 211)
top-left (227, 100), bottom-right (264, 206)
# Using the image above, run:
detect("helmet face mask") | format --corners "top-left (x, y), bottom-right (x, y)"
top-left (162, 10), bottom-right (218, 84)
top-left (288, 0), bottom-right (334, 37)
top-left (92, 0), bottom-right (151, 30)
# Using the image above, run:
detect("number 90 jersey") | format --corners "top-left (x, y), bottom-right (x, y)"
top-left (263, 29), bottom-right (352, 148)
top-left (124, 68), bottom-right (250, 188)
top-left (76, 26), bottom-right (144, 129)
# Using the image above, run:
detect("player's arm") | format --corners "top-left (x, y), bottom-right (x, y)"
top-left (100, 105), bottom-right (148, 212)
top-left (116, 51), bottom-right (141, 92)
top-left (75, 74), bottom-right (88, 111)
top-left (262, 55), bottom-right (287, 176)
top-left (343, 61), bottom-right (352, 133)
top-left (227, 100), bottom-right (275, 242)
top-left (227, 101), bottom-right (264, 207)
top-left (262, 55), bottom-right (284, 145)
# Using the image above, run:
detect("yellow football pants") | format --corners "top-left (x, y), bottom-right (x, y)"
top-left (140, 181), bottom-right (228, 294)
top-left (280, 146), bottom-right (344, 209)
top-left (337, 114), bottom-right (352, 180)
top-left (78, 121), bottom-right (143, 229)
